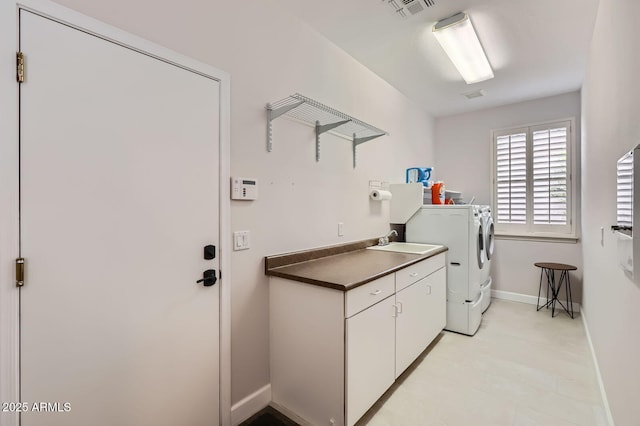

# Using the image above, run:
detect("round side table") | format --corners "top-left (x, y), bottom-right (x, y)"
top-left (534, 262), bottom-right (577, 318)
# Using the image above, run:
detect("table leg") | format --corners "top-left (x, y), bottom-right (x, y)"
top-left (552, 271), bottom-right (574, 319)
top-left (550, 268), bottom-right (557, 317)
top-left (537, 268), bottom-right (544, 311)
top-left (538, 268), bottom-right (554, 311)
top-left (566, 272), bottom-right (574, 319)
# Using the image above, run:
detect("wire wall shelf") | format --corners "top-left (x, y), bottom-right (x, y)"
top-left (266, 93), bottom-right (388, 168)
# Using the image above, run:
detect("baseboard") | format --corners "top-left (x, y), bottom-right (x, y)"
top-left (491, 289), bottom-right (581, 313)
top-left (231, 384), bottom-right (271, 426)
top-left (581, 307), bottom-right (615, 426)
top-left (269, 401), bottom-right (313, 426)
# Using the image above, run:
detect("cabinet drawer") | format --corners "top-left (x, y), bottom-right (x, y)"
top-left (346, 274), bottom-right (395, 318)
top-left (395, 252), bottom-right (446, 292)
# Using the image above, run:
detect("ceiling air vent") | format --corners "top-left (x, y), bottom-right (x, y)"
top-left (462, 89), bottom-right (485, 99)
top-left (403, 0), bottom-right (424, 15)
top-left (384, 0), bottom-right (435, 19)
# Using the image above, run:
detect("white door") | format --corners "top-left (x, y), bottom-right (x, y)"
top-left (19, 10), bottom-right (220, 426)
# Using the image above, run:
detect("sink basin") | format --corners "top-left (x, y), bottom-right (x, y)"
top-left (366, 242), bottom-right (442, 255)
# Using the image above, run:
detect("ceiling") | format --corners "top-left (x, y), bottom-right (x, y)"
top-left (275, 0), bottom-right (600, 117)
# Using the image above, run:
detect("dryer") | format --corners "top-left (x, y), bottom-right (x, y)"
top-left (406, 205), bottom-right (485, 336)
top-left (479, 205), bottom-right (494, 313)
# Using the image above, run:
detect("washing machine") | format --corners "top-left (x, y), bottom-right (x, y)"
top-left (479, 205), bottom-right (494, 313)
top-left (406, 205), bottom-right (485, 336)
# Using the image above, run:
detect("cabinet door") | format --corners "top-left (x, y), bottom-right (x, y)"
top-left (424, 267), bottom-right (447, 347)
top-left (395, 267), bottom-right (447, 377)
top-left (346, 296), bottom-right (396, 426)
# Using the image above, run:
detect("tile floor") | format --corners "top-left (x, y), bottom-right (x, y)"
top-left (358, 299), bottom-right (608, 426)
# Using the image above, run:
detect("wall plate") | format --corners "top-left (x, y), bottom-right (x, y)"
top-left (231, 177), bottom-right (258, 200)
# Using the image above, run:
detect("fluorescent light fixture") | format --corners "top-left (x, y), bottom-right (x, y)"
top-left (433, 12), bottom-right (494, 84)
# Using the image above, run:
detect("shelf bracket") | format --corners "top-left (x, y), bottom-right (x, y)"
top-left (315, 119), bottom-right (351, 161)
top-left (354, 134), bottom-right (385, 145)
top-left (266, 100), bottom-right (305, 152)
top-left (352, 134), bottom-right (385, 168)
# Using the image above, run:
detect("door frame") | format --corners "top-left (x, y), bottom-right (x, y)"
top-left (0, 1), bottom-right (232, 425)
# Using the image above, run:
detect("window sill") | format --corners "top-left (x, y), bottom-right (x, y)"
top-left (495, 233), bottom-right (579, 244)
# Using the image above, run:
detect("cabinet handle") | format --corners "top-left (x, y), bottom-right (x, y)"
top-left (392, 304), bottom-right (398, 318)
top-left (370, 289), bottom-right (382, 296)
top-left (396, 301), bottom-right (403, 313)
top-left (409, 272), bottom-right (419, 277)
top-left (426, 285), bottom-right (431, 295)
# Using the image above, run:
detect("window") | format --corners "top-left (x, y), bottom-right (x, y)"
top-left (616, 150), bottom-right (633, 229)
top-left (492, 119), bottom-right (575, 239)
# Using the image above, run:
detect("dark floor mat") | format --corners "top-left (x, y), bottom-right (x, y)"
top-left (239, 406), bottom-right (299, 426)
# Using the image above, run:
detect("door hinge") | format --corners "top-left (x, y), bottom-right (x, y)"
top-left (16, 258), bottom-right (25, 287)
top-left (17, 52), bottom-right (24, 83)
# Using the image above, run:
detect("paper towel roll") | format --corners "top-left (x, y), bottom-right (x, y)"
top-left (370, 189), bottom-right (392, 201)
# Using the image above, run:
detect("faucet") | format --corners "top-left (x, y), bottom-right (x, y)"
top-left (378, 229), bottom-right (398, 246)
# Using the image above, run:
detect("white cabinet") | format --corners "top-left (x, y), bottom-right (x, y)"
top-left (269, 252), bottom-right (446, 426)
top-left (395, 267), bottom-right (446, 377)
top-left (346, 296), bottom-right (396, 426)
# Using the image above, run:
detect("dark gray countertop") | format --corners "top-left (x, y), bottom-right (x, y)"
top-left (265, 240), bottom-right (447, 291)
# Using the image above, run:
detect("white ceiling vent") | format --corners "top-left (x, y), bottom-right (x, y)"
top-left (403, 0), bottom-right (424, 15)
top-left (385, 0), bottom-right (435, 19)
top-left (462, 89), bottom-right (485, 99)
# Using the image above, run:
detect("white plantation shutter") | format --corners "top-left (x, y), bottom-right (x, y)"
top-left (492, 120), bottom-right (573, 237)
top-left (532, 126), bottom-right (568, 225)
top-left (496, 132), bottom-right (527, 224)
top-left (617, 151), bottom-right (633, 228)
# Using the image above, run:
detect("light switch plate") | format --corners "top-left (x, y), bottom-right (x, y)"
top-left (233, 230), bottom-right (250, 251)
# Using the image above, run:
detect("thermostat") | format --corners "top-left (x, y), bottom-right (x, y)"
top-left (231, 177), bottom-right (258, 200)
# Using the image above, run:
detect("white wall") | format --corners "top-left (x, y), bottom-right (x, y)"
top-left (581, 0), bottom-right (640, 423)
top-left (434, 92), bottom-right (583, 301)
top-left (46, 0), bottom-right (434, 410)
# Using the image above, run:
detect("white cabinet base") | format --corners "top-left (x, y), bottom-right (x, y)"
top-left (480, 277), bottom-right (492, 313)
top-left (445, 293), bottom-right (483, 336)
top-left (269, 252), bottom-right (447, 426)
top-left (270, 278), bottom-right (345, 426)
